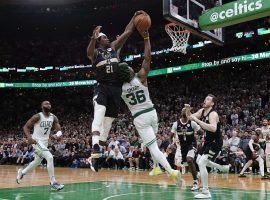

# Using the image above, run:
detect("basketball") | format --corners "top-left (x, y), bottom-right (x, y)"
top-left (134, 13), bottom-right (151, 31)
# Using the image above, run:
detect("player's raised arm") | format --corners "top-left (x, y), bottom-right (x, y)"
top-left (138, 30), bottom-right (151, 85)
top-left (190, 111), bottom-right (218, 133)
top-left (87, 26), bottom-right (102, 63)
top-left (23, 114), bottom-right (40, 144)
top-left (111, 10), bottom-right (144, 51)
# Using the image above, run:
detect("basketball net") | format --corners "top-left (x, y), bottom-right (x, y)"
top-left (165, 23), bottom-right (190, 54)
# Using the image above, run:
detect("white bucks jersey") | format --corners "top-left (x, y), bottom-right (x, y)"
top-left (122, 77), bottom-right (153, 116)
top-left (32, 112), bottom-right (54, 142)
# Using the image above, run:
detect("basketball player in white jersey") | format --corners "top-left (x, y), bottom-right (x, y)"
top-left (261, 119), bottom-right (270, 174)
top-left (120, 30), bottom-right (181, 185)
top-left (16, 101), bottom-right (64, 191)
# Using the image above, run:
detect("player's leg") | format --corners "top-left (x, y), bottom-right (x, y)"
top-left (148, 117), bottom-right (161, 175)
top-left (42, 150), bottom-right (64, 190)
top-left (266, 152), bottom-right (270, 174)
top-left (186, 148), bottom-right (199, 191)
top-left (256, 155), bottom-right (270, 179)
top-left (195, 154), bottom-right (211, 199)
top-left (134, 111), bottom-right (181, 185)
top-left (92, 85), bottom-right (107, 146)
top-left (17, 152), bottom-right (43, 184)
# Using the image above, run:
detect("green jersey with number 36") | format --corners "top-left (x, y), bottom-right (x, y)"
top-left (122, 77), bottom-right (154, 116)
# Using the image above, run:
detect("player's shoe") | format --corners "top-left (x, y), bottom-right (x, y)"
top-left (16, 168), bottom-right (24, 184)
top-left (238, 173), bottom-right (246, 178)
top-left (149, 166), bottom-right (163, 176)
top-left (170, 170), bottom-right (182, 186)
top-left (191, 180), bottom-right (199, 191)
top-left (194, 188), bottom-right (212, 199)
top-left (50, 182), bottom-right (64, 191)
top-left (261, 175), bottom-right (270, 180)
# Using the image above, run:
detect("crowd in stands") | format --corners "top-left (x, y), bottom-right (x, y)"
top-left (0, 0), bottom-right (270, 176)
top-left (1, 62), bottom-right (270, 176)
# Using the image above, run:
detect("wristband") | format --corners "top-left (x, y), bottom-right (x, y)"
top-left (144, 37), bottom-right (150, 40)
top-left (56, 131), bottom-right (62, 137)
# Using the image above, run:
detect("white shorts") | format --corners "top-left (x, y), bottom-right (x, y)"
top-left (133, 109), bottom-right (158, 147)
top-left (32, 140), bottom-right (49, 158)
top-left (175, 148), bottom-right (182, 167)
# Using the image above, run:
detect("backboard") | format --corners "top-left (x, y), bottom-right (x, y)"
top-left (163, 0), bottom-right (224, 45)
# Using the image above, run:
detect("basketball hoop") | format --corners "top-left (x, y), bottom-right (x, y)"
top-left (165, 23), bottom-right (190, 54)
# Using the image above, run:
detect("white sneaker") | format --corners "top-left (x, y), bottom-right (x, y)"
top-left (16, 168), bottom-right (24, 184)
top-left (194, 188), bottom-right (211, 199)
top-left (191, 181), bottom-right (199, 191)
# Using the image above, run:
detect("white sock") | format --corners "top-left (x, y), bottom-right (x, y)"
top-left (256, 156), bottom-right (265, 177)
top-left (148, 141), bottom-right (173, 174)
top-left (198, 154), bottom-right (209, 189)
top-left (240, 160), bottom-right (253, 174)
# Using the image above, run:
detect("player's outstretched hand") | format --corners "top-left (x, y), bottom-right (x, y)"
top-left (27, 137), bottom-right (36, 144)
top-left (133, 10), bottom-right (147, 18)
top-left (92, 26), bottom-right (102, 40)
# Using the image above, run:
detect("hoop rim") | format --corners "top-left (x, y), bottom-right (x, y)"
top-left (165, 23), bottom-right (190, 34)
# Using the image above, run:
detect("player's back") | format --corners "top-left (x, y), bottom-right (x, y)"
top-left (122, 76), bottom-right (153, 116)
top-left (32, 112), bottom-right (54, 142)
top-left (93, 48), bottom-right (121, 85)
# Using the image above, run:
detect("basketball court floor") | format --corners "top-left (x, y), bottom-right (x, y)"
top-left (1, 165), bottom-right (270, 200)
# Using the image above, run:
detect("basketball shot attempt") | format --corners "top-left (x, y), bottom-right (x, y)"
top-left (185, 95), bottom-right (230, 199)
top-left (119, 13), bottom-right (181, 186)
top-left (87, 10), bottom-right (145, 171)
top-left (16, 101), bottom-right (64, 191)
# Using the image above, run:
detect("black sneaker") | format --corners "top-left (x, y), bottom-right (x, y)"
top-left (261, 175), bottom-right (270, 180)
top-left (238, 174), bottom-right (246, 177)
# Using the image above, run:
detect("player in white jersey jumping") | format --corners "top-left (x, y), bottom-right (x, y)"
top-left (16, 101), bottom-right (64, 191)
top-left (120, 30), bottom-right (181, 185)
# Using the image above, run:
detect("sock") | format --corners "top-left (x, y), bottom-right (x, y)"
top-left (240, 160), bottom-right (253, 174)
top-left (148, 141), bottom-right (173, 174)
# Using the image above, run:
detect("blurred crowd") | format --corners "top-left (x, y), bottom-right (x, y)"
top-left (1, 62), bottom-right (270, 175)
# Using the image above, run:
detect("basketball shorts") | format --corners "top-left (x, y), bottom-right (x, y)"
top-left (93, 83), bottom-right (122, 118)
top-left (201, 141), bottom-right (222, 161)
top-left (181, 144), bottom-right (197, 163)
top-left (133, 109), bottom-right (158, 147)
top-left (32, 140), bottom-right (49, 158)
